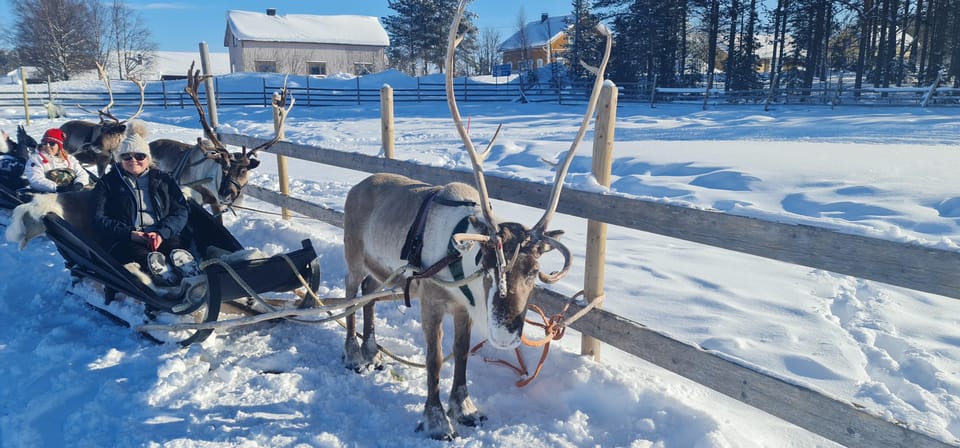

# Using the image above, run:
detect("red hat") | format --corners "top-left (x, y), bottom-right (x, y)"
top-left (42, 128), bottom-right (65, 146)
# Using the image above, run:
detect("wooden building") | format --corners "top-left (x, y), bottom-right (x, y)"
top-left (498, 14), bottom-right (572, 73)
top-left (224, 9), bottom-right (389, 76)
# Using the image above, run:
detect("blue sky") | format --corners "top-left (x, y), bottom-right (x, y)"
top-left (117, 0), bottom-right (569, 52)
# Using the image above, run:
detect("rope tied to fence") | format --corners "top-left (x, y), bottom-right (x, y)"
top-left (473, 290), bottom-right (605, 387)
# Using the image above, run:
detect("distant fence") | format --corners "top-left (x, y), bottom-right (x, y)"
top-left (215, 84), bottom-right (958, 448)
top-left (1, 75), bottom-right (959, 111)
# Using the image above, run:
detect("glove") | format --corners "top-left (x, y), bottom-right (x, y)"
top-left (56, 182), bottom-right (84, 193)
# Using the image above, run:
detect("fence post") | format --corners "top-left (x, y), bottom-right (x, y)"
top-left (381, 85), bottom-right (395, 159)
top-left (356, 76), bottom-right (361, 105)
top-left (199, 42), bottom-right (219, 128)
top-left (581, 82), bottom-right (617, 360)
top-left (19, 67), bottom-right (30, 126)
top-left (161, 79), bottom-right (168, 109)
top-left (272, 91), bottom-right (291, 221)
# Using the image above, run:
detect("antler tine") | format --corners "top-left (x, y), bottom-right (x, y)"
top-left (95, 62), bottom-right (119, 123)
top-left (249, 78), bottom-right (295, 157)
top-left (184, 61), bottom-right (224, 151)
top-left (532, 23), bottom-right (613, 232)
top-left (446, 0), bottom-right (497, 226)
top-left (122, 78), bottom-right (146, 123)
top-left (478, 123), bottom-right (502, 161)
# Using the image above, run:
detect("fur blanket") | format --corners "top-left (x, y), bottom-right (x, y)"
top-left (5, 190), bottom-right (94, 249)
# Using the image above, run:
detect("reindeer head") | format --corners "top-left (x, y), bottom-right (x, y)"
top-left (445, 0), bottom-right (611, 349)
top-left (184, 61), bottom-right (291, 208)
top-left (76, 62), bottom-right (144, 154)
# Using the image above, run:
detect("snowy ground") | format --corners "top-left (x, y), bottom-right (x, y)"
top-left (1, 72), bottom-right (959, 447)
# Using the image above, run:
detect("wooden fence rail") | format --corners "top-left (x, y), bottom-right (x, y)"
top-left (221, 130), bottom-right (958, 448)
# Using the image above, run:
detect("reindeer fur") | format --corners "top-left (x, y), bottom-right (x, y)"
top-left (60, 120), bottom-right (127, 177)
top-left (6, 190), bottom-right (94, 249)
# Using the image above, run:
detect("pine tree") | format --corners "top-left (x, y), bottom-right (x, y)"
top-left (383, 0), bottom-right (478, 76)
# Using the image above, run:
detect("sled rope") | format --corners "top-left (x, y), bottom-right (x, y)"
top-left (472, 290), bottom-right (605, 387)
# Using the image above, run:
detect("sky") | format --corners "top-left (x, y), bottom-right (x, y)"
top-left (71, 0), bottom-right (568, 52)
top-left (1, 70), bottom-right (959, 446)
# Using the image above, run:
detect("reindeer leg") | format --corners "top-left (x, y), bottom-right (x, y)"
top-left (448, 307), bottom-right (485, 427)
top-left (417, 298), bottom-right (457, 440)
top-left (359, 276), bottom-right (382, 369)
top-left (342, 272), bottom-right (365, 372)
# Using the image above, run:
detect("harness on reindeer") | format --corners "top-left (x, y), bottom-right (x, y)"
top-left (399, 188), bottom-right (479, 307)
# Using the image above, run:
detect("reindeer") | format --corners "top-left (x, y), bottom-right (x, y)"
top-left (61, 62), bottom-right (145, 177)
top-left (340, 1), bottom-right (611, 440)
top-left (149, 62), bottom-right (291, 215)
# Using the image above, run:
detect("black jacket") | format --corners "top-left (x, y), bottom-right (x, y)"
top-left (92, 163), bottom-right (190, 251)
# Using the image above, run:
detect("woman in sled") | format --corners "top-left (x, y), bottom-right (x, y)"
top-left (90, 120), bottom-right (201, 291)
top-left (24, 128), bottom-right (89, 193)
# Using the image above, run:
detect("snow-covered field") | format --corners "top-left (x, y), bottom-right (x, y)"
top-left (1, 72), bottom-right (959, 447)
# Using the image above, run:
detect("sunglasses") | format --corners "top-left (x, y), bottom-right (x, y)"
top-left (120, 153), bottom-right (148, 162)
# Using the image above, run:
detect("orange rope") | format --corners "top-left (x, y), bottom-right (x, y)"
top-left (472, 291), bottom-right (605, 387)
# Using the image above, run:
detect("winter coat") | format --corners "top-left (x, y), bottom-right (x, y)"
top-left (24, 150), bottom-right (89, 192)
top-left (91, 163), bottom-right (190, 251)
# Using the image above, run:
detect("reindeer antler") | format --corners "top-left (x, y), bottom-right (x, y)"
top-left (95, 62), bottom-right (115, 123)
top-left (446, 0), bottom-right (498, 228)
top-left (184, 61), bottom-right (230, 165)
top-left (247, 76), bottom-right (294, 158)
top-left (532, 24), bottom-right (613, 233)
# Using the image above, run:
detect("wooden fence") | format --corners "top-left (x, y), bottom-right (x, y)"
top-left (217, 85), bottom-right (959, 448)
top-left (2, 76), bottom-right (960, 110)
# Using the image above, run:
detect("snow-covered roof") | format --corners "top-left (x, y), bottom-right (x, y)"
top-left (498, 15), bottom-right (572, 51)
top-left (225, 10), bottom-right (389, 47)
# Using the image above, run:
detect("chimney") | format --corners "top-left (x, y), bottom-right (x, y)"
top-left (266, 8), bottom-right (277, 16)
top-left (541, 13), bottom-right (548, 23)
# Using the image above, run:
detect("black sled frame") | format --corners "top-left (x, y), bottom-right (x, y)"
top-left (41, 201), bottom-right (321, 346)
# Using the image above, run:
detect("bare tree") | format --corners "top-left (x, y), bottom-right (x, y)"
top-left (109, 0), bottom-right (156, 79)
top-left (476, 27), bottom-right (502, 75)
top-left (10, 0), bottom-right (99, 80)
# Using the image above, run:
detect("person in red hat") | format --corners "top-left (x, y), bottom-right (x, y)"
top-left (24, 128), bottom-right (89, 193)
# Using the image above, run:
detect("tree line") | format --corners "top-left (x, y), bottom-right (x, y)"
top-left (1, 0), bottom-right (156, 81)
top-left (384, 0), bottom-right (960, 90)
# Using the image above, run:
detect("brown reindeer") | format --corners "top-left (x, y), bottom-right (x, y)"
top-left (340, 1), bottom-right (612, 440)
top-left (61, 63), bottom-right (145, 177)
top-left (149, 63), bottom-right (292, 215)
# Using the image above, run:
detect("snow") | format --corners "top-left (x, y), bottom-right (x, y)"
top-left (1, 71), bottom-right (960, 447)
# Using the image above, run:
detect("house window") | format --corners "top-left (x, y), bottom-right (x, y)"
top-left (354, 63), bottom-right (374, 76)
top-left (308, 62), bottom-right (327, 76)
top-left (255, 60), bottom-right (277, 73)
top-left (536, 58), bottom-right (544, 69)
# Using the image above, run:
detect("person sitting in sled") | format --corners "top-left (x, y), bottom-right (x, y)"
top-left (24, 128), bottom-right (89, 193)
top-left (90, 120), bottom-right (201, 291)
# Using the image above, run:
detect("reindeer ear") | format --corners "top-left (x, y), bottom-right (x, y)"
top-left (468, 215), bottom-right (490, 234)
top-left (248, 158), bottom-right (260, 169)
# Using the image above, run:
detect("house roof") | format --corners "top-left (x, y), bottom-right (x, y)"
top-left (224, 10), bottom-right (389, 47)
top-left (498, 15), bottom-right (572, 52)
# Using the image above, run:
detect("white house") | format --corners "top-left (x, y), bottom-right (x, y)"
top-left (224, 8), bottom-right (390, 77)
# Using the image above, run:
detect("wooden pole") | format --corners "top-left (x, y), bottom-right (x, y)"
top-left (20, 67), bottom-right (30, 126)
top-left (580, 83), bottom-right (617, 360)
top-left (273, 91), bottom-right (291, 221)
top-left (381, 85), bottom-right (395, 159)
top-left (198, 42), bottom-right (219, 128)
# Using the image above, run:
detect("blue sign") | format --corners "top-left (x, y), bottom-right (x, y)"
top-left (493, 64), bottom-right (511, 77)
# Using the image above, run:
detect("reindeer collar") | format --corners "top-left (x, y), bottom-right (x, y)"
top-left (401, 190), bottom-right (479, 307)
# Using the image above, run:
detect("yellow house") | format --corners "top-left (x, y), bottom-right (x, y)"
top-left (498, 14), bottom-right (572, 73)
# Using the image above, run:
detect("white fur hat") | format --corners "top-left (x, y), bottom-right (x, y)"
top-left (115, 119), bottom-right (151, 161)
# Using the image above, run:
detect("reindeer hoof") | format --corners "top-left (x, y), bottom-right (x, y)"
top-left (418, 404), bottom-right (458, 440)
top-left (456, 413), bottom-right (487, 428)
top-left (416, 421), bottom-right (458, 441)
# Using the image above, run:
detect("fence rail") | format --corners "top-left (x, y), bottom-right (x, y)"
top-left (221, 130), bottom-right (958, 448)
